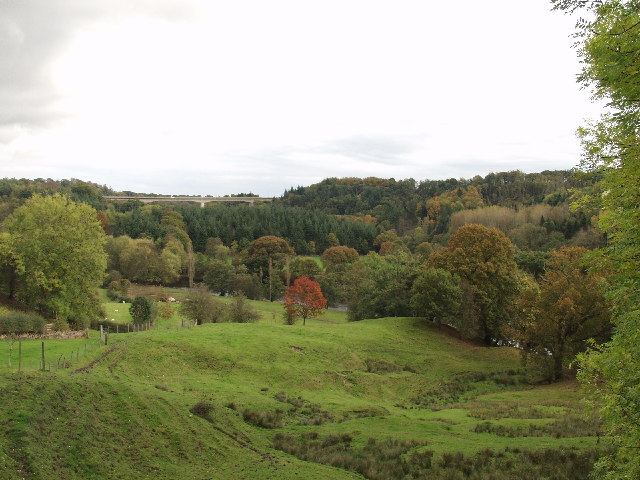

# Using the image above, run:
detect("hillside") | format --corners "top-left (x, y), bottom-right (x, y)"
top-left (0, 310), bottom-right (607, 479)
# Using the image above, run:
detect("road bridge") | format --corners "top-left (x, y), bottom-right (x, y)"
top-left (103, 196), bottom-right (274, 207)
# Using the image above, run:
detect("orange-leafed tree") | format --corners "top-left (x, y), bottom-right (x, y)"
top-left (283, 277), bottom-right (327, 326)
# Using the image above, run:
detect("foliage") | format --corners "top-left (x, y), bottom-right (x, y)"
top-left (225, 293), bottom-right (260, 323)
top-left (247, 235), bottom-right (295, 264)
top-left (506, 247), bottom-right (611, 382)
top-left (280, 171), bottom-right (578, 235)
top-left (171, 203), bottom-right (379, 254)
top-left (551, 1), bottom-right (640, 476)
top-left (514, 250), bottom-right (551, 279)
top-left (180, 287), bottom-right (225, 325)
top-left (289, 257), bottom-right (322, 281)
top-left (410, 267), bottom-right (462, 323)
top-left (2, 194), bottom-right (107, 328)
top-left (231, 267), bottom-right (263, 300)
top-left (203, 259), bottom-right (235, 295)
top-left (283, 277), bottom-right (327, 325)
top-left (345, 252), bottom-right (419, 321)
top-left (321, 246), bottom-right (359, 272)
top-left (0, 311), bottom-right (46, 335)
top-left (428, 224), bottom-right (519, 344)
top-left (129, 296), bottom-right (157, 325)
top-left (107, 278), bottom-right (131, 301)
top-left (273, 433), bottom-right (605, 480)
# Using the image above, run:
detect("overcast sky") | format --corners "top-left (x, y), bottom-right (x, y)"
top-left (0, 0), bottom-right (599, 196)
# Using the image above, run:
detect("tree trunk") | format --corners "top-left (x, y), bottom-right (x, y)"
top-left (553, 353), bottom-right (564, 382)
top-left (187, 245), bottom-right (195, 289)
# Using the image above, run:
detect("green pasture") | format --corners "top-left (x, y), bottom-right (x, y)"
top-left (0, 296), bottom-right (607, 479)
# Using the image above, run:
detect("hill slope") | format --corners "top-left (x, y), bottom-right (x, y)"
top-left (0, 316), bottom-right (605, 479)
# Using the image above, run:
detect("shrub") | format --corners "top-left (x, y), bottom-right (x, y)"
top-left (0, 312), bottom-right (46, 335)
top-left (274, 391), bottom-right (335, 425)
top-left (273, 432), bottom-right (609, 480)
top-left (225, 293), bottom-right (260, 323)
top-left (180, 287), bottom-right (225, 325)
top-left (129, 296), bottom-right (157, 325)
top-left (190, 401), bottom-right (215, 422)
top-left (240, 408), bottom-right (284, 429)
top-left (365, 358), bottom-right (403, 374)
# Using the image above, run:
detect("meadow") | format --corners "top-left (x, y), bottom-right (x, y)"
top-left (0, 294), bottom-right (608, 479)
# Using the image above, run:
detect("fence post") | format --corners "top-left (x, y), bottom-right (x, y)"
top-left (41, 341), bottom-right (45, 371)
top-left (100, 325), bottom-right (104, 343)
top-left (105, 332), bottom-right (108, 345)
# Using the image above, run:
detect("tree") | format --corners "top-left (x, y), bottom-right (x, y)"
top-left (3, 194), bottom-right (107, 328)
top-left (410, 267), bottom-right (462, 323)
top-left (204, 259), bottom-right (235, 295)
top-left (129, 296), bottom-right (157, 325)
top-left (290, 257), bottom-right (322, 280)
top-left (181, 286), bottom-right (225, 325)
top-left (119, 238), bottom-right (163, 284)
top-left (552, 1), bottom-right (640, 476)
top-left (428, 224), bottom-right (518, 344)
top-left (344, 251), bottom-right (419, 321)
top-left (247, 235), bottom-right (295, 266)
top-left (506, 247), bottom-right (611, 382)
top-left (321, 246), bottom-right (359, 273)
top-left (107, 278), bottom-right (131, 301)
top-left (283, 277), bottom-right (327, 325)
top-left (326, 232), bottom-right (340, 247)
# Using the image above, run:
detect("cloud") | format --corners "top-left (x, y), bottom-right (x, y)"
top-left (0, 0), bottom-right (195, 135)
top-left (314, 134), bottom-right (429, 166)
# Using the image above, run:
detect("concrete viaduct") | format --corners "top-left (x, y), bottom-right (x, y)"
top-left (103, 196), bottom-right (274, 208)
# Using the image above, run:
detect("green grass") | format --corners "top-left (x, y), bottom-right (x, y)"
top-left (0, 300), bottom-right (608, 479)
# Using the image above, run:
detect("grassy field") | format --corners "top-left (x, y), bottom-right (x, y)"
top-left (0, 298), bottom-right (608, 479)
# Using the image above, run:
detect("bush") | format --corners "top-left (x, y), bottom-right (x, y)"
top-left (129, 296), bottom-right (157, 325)
top-left (225, 293), bottom-right (260, 323)
top-left (273, 432), bottom-right (609, 480)
top-left (274, 391), bottom-right (335, 425)
top-left (189, 401), bottom-right (215, 422)
top-left (240, 408), bottom-right (284, 429)
top-left (180, 287), bottom-right (225, 325)
top-left (0, 312), bottom-right (46, 335)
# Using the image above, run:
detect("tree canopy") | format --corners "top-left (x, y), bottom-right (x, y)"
top-left (552, 1), bottom-right (640, 477)
top-left (428, 224), bottom-right (518, 344)
top-left (283, 277), bottom-right (327, 325)
top-left (2, 194), bottom-right (107, 328)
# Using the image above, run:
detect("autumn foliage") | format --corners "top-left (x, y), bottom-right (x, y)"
top-left (283, 277), bottom-right (327, 325)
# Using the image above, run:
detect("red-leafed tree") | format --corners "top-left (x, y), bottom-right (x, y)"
top-left (283, 277), bottom-right (327, 325)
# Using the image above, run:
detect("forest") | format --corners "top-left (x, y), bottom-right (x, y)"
top-left (0, 167), bottom-right (610, 384)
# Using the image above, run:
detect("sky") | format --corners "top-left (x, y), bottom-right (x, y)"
top-left (0, 0), bottom-right (601, 196)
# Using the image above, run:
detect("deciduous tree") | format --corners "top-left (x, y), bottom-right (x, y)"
top-left (506, 247), bottom-right (611, 382)
top-left (283, 277), bottom-right (327, 325)
top-left (3, 194), bottom-right (107, 328)
top-left (321, 246), bottom-right (359, 273)
top-left (428, 224), bottom-right (518, 344)
top-left (410, 267), bottom-right (462, 323)
top-left (129, 296), bottom-right (157, 325)
top-left (204, 259), bottom-right (236, 295)
top-left (181, 286), bottom-right (225, 325)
